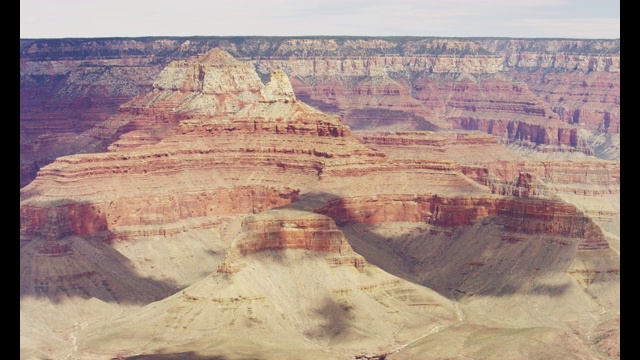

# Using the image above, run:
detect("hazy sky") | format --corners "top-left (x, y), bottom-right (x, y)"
top-left (20, 0), bottom-right (619, 39)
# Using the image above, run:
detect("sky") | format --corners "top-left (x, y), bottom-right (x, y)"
top-left (20, 0), bottom-right (619, 39)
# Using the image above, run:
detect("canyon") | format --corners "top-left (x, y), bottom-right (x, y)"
top-left (20, 38), bottom-right (619, 359)
top-left (20, 37), bottom-right (620, 187)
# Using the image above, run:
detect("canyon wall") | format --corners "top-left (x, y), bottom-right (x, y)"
top-left (20, 47), bottom-right (619, 359)
top-left (20, 37), bottom-right (619, 187)
top-left (358, 129), bottom-right (620, 243)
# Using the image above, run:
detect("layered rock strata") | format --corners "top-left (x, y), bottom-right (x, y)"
top-left (476, 39), bottom-right (620, 133)
top-left (358, 130), bottom-right (620, 245)
top-left (217, 208), bottom-right (367, 274)
top-left (315, 194), bottom-right (608, 251)
top-left (20, 37), bottom-right (620, 187)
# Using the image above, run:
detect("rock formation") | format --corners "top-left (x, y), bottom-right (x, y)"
top-left (20, 46), bottom-right (619, 359)
top-left (359, 130), bottom-right (620, 245)
top-left (20, 37), bottom-right (620, 187)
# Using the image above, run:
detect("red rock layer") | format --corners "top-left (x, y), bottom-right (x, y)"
top-left (20, 186), bottom-right (300, 243)
top-left (314, 194), bottom-right (608, 250)
top-left (234, 209), bottom-right (356, 255)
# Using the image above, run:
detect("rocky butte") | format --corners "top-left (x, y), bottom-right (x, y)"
top-left (20, 43), bottom-right (619, 359)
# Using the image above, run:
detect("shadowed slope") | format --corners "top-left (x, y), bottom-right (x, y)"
top-left (20, 199), bottom-right (181, 304)
top-left (74, 227), bottom-right (458, 359)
